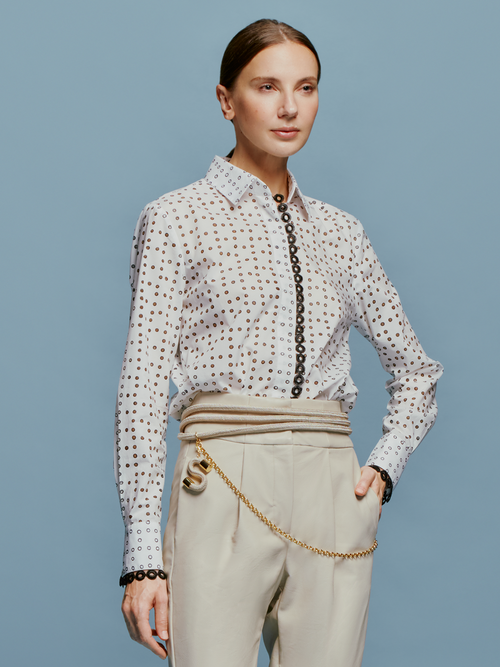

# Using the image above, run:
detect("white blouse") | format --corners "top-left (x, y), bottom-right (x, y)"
top-left (114, 156), bottom-right (443, 575)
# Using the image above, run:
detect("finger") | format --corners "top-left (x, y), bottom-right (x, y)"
top-left (122, 598), bottom-right (141, 642)
top-left (151, 632), bottom-right (168, 660)
top-left (136, 615), bottom-right (167, 659)
top-left (122, 593), bottom-right (166, 658)
top-left (122, 601), bottom-right (148, 643)
top-left (154, 588), bottom-right (169, 642)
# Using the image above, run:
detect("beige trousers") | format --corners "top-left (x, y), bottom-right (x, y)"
top-left (163, 394), bottom-right (380, 667)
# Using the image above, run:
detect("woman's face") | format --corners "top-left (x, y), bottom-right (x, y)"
top-left (217, 41), bottom-right (319, 162)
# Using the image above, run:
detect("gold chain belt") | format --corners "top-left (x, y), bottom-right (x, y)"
top-left (183, 433), bottom-right (377, 560)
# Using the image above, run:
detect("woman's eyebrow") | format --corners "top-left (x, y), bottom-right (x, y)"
top-left (250, 76), bottom-right (281, 84)
top-left (250, 76), bottom-right (318, 85)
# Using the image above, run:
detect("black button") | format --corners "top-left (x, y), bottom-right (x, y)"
top-left (296, 353), bottom-right (306, 363)
top-left (278, 203), bottom-right (288, 213)
top-left (285, 222), bottom-right (294, 234)
top-left (273, 194), bottom-right (284, 203)
top-left (287, 233), bottom-right (296, 244)
top-left (288, 244), bottom-right (298, 254)
top-left (291, 386), bottom-right (303, 397)
top-left (295, 324), bottom-right (304, 334)
top-left (295, 284), bottom-right (304, 294)
top-left (294, 374), bottom-right (305, 385)
top-left (292, 264), bottom-right (301, 274)
top-left (296, 343), bottom-right (306, 354)
top-left (296, 314), bottom-right (304, 325)
top-left (294, 274), bottom-right (303, 284)
top-left (295, 363), bottom-right (305, 374)
top-left (295, 333), bottom-right (305, 344)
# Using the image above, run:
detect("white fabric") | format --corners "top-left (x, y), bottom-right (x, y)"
top-left (114, 156), bottom-right (443, 575)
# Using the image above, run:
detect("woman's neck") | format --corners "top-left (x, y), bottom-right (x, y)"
top-left (229, 147), bottom-right (289, 199)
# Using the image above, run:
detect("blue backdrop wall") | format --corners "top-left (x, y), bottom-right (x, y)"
top-left (2, 1), bottom-right (498, 665)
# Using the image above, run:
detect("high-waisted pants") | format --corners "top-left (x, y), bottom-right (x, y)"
top-left (162, 393), bottom-right (380, 667)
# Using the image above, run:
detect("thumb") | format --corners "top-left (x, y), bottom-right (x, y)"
top-left (355, 479), bottom-right (368, 496)
top-left (355, 467), bottom-right (376, 497)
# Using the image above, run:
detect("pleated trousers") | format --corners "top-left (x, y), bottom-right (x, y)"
top-left (163, 393), bottom-right (380, 667)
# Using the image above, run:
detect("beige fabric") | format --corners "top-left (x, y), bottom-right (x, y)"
top-left (177, 392), bottom-right (352, 442)
top-left (163, 394), bottom-right (380, 667)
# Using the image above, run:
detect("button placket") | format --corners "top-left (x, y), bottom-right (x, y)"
top-left (274, 194), bottom-right (306, 398)
top-left (264, 207), bottom-right (295, 389)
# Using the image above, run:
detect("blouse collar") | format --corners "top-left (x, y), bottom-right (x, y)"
top-left (205, 155), bottom-right (312, 219)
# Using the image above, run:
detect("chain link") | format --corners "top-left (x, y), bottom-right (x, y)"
top-left (195, 434), bottom-right (378, 560)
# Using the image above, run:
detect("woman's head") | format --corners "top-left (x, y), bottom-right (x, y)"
top-left (220, 19), bottom-right (321, 91)
top-left (217, 20), bottom-right (320, 165)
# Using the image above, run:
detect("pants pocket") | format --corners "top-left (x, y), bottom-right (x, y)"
top-left (331, 447), bottom-right (379, 552)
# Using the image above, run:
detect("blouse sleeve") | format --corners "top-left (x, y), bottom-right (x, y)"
top-left (350, 220), bottom-right (443, 487)
top-left (114, 201), bottom-right (186, 576)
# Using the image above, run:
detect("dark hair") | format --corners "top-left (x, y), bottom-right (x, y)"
top-left (220, 19), bottom-right (321, 90)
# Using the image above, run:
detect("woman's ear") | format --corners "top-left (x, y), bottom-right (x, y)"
top-left (216, 84), bottom-right (235, 120)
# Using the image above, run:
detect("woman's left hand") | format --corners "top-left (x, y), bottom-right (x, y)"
top-left (355, 466), bottom-right (386, 519)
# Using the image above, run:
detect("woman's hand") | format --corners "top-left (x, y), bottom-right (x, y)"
top-left (121, 577), bottom-right (169, 659)
top-left (355, 466), bottom-right (386, 519)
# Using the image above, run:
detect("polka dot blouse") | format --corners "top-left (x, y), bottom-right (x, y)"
top-left (114, 156), bottom-right (443, 575)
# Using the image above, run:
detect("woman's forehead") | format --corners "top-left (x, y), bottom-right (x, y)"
top-left (239, 42), bottom-right (319, 82)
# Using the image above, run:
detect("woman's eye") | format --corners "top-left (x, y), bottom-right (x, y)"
top-left (261, 84), bottom-right (273, 91)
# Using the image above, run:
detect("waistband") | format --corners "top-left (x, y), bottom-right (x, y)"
top-left (178, 392), bottom-right (352, 442)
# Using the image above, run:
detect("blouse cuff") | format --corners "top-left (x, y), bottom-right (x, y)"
top-left (121, 521), bottom-right (164, 577)
top-left (365, 432), bottom-right (413, 488)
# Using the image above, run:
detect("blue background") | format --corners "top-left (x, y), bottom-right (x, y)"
top-left (2, 0), bottom-right (498, 665)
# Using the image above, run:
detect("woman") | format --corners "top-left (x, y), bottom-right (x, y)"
top-left (115, 19), bottom-right (443, 666)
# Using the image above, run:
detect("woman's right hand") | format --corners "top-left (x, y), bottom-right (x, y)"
top-left (121, 577), bottom-right (169, 659)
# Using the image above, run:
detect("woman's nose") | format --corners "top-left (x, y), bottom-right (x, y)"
top-left (278, 95), bottom-right (298, 118)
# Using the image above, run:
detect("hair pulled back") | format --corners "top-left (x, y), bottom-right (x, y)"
top-left (220, 19), bottom-right (321, 90)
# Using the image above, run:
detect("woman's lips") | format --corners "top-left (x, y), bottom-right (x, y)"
top-left (272, 128), bottom-right (299, 139)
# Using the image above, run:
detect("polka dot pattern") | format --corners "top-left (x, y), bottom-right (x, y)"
top-left (114, 156), bottom-right (443, 575)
